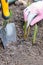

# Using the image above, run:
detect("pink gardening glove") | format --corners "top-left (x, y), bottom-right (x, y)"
top-left (23, 1), bottom-right (43, 28)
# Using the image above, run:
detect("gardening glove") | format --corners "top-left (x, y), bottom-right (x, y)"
top-left (23, 1), bottom-right (43, 28)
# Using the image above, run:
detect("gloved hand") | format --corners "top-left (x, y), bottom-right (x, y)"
top-left (23, 1), bottom-right (43, 28)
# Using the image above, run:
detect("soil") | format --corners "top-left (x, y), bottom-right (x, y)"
top-left (0, 1), bottom-right (43, 65)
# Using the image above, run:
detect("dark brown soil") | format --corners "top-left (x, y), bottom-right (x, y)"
top-left (0, 1), bottom-right (43, 65)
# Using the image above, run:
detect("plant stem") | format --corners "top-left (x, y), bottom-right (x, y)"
top-left (23, 22), bottom-right (30, 39)
top-left (32, 24), bottom-right (38, 44)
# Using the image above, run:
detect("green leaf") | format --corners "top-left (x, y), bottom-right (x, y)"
top-left (32, 24), bottom-right (38, 44)
top-left (23, 22), bottom-right (27, 39)
top-left (23, 22), bottom-right (27, 32)
top-left (10, 10), bottom-right (12, 17)
top-left (3, 20), bottom-right (8, 28)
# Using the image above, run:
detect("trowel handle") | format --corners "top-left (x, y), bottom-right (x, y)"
top-left (1, 0), bottom-right (10, 19)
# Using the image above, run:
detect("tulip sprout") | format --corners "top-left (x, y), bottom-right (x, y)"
top-left (23, 2), bottom-right (31, 39)
top-left (23, 22), bottom-right (30, 39)
top-left (23, 22), bottom-right (27, 39)
top-left (10, 10), bottom-right (12, 18)
top-left (32, 24), bottom-right (38, 44)
top-left (23, 2), bottom-right (38, 44)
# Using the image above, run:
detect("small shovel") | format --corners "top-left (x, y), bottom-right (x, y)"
top-left (0, 23), bottom-right (16, 48)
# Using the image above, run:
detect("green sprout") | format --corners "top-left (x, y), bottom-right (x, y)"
top-left (23, 2), bottom-right (38, 44)
top-left (2, 20), bottom-right (8, 28)
top-left (27, 1), bottom-right (38, 44)
top-left (23, 22), bottom-right (27, 39)
top-left (23, 22), bottom-right (30, 39)
top-left (23, 2), bottom-right (31, 40)
top-left (32, 24), bottom-right (38, 44)
top-left (27, 26), bottom-right (30, 37)
top-left (10, 10), bottom-right (12, 18)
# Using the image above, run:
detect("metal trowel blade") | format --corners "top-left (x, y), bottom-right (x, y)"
top-left (1, 23), bottom-right (16, 48)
